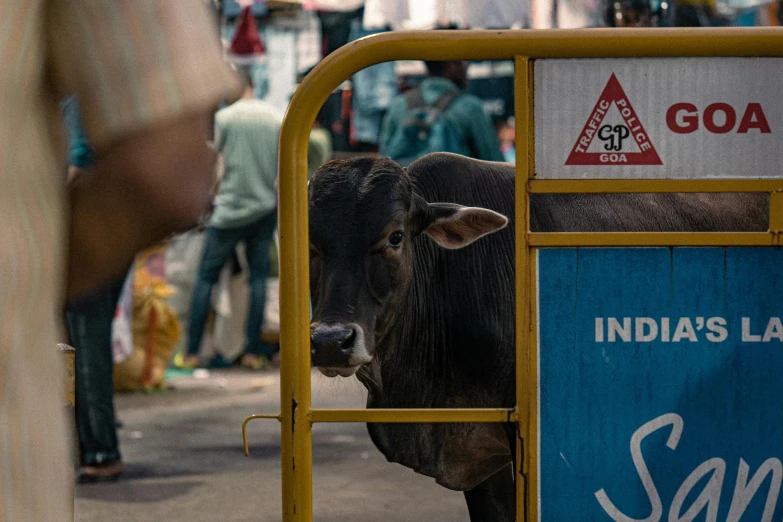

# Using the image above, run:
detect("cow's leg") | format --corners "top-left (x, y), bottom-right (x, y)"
top-left (463, 464), bottom-right (515, 522)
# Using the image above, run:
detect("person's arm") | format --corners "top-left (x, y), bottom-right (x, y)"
top-left (48, 0), bottom-right (241, 301)
top-left (61, 97), bottom-right (95, 170)
top-left (67, 112), bottom-right (216, 299)
top-left (463, 98), bottom-right (505, 162)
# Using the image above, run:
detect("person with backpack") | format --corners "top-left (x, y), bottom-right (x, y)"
top-left (379, 60), bottom-right (505, 166)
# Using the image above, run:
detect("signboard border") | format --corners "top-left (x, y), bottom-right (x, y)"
top-left (533, 57), bottom-right (783, 180)
top-left (527, 245), bottom-right (783, 521)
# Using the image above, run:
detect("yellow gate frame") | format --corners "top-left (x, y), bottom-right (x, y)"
top-left (243, 27), bottom-right (783, 521)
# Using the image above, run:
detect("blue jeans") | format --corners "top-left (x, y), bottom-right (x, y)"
top-left (187, 211), bottom-right (277, 358)
top-left (66, 279), bottom-right (124, 466)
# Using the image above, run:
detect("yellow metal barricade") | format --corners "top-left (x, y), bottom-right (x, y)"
top-left (243, 27), bottom-right (783, 521)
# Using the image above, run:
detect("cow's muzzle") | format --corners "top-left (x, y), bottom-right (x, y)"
top-left (310, 322), bottom-right (371, 377)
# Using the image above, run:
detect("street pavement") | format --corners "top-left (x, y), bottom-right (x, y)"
top-left (75, 368), bottom-right (468, 521)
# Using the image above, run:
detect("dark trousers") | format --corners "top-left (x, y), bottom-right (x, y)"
top-left (66, 280), bottom-right (124, 466)
top-left (187, 211), bottom-right (277, 359)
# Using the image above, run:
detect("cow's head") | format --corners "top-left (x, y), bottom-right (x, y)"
top-left (308, 157), bottom-right (507, 377)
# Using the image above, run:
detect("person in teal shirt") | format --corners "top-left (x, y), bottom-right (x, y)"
top-left (379, 60), bottom-right (504, 163)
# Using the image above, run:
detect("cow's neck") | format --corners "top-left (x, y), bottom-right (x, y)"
top-left (365, 237), bottom-right (457, 407)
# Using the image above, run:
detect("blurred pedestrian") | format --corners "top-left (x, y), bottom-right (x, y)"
top-left (67, 281), bottom-right (127, 482)
top-left (0, 1), bottom-right (241, 519)
top-left (61, 97), bottom-right (126, 482)
top-left (379, 59), bottom-right (504, 166)
top-left (600, 0), bottom-right (728, 27)
top-left (673, 0), bottom-right (731, 27)
top-left (603, 0), bottom-right (672, 26)
top-left (183, 68), bottom-right (282, 370)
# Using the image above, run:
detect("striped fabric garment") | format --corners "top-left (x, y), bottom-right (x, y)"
top-left (0, 1), bottom-right (240, 520)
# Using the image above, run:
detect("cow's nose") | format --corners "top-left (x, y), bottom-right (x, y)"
top-left (311, 324), bottom-right (355, 351)
top-left (310, 323), bottom-right (357, 366)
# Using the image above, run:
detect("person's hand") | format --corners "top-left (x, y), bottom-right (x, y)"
top-left (67, 111), bottom-right (217, 301)
top-left (66, 165), bottom-right (86, 185)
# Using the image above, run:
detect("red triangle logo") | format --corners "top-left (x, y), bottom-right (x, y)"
top-left (565, 74), bottom-right (662, 166)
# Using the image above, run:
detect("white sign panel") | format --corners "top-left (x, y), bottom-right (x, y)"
top-left (534, 58), bottom-right (783, 179)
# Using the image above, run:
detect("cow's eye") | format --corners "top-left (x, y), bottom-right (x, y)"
top-left (388, 231), bottom-right (404, 248)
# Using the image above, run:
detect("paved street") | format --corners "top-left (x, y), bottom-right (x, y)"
top-left (75, 369), bottom-right (468, 522)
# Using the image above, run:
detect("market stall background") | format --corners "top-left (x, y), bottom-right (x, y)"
top-left (142, 0), bottom-right (779, 371)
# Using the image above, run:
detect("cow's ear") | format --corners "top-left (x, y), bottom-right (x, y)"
top-left (418, 201), bottom-right (508, 250)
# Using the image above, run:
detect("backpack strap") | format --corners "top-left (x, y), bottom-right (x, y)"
top-left (432, 89), bottom-right (462, 115)
top-left (404, 87), bottom-right (426, 110)
top-left (401, 87), bottom-right (432, 135)
top-left (422, 89), bottom-right (462, 127)
top-left (401, 87), bottom-right (462, 135)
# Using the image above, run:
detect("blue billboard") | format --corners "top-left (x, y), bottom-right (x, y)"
top-left (537, 247), bottom-right (783, 521)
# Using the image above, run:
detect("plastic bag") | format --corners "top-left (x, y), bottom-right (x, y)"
top-left (111, 268), bottom-right (134, 364)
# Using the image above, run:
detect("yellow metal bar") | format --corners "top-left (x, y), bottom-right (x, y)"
top-left (59, 344), bottom-right (76, 519)
top-left (294, 398), bottom-right (312, 521)
top-left (529, 179), bottom-right (783, 193)
top-left (310, 408), bottom-right (516, 423)
top-left (514, 56), bottom-right (532, 521)
top-left (528, 231), bottom-right (774, 247)
top-left (278, 50), bottom-right (312, 519)
top-left (279, 354), bottom-right (296, 518)
top-left (242, 413), bottom-right (282, 456)
top-left (770, 191), bottom-right (783, 241)
top-left (279, 380), bottom-right (295, 519)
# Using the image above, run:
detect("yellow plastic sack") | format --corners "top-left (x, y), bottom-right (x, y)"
top-left (114, 248), bottom-right (181, 392)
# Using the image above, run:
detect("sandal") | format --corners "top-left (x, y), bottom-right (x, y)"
top-left (173, 352), bottom-right (203, 370)
top-left (239, 354), bottom-right (269, 370)
top-left (77, 460), bottom-right (124, 484)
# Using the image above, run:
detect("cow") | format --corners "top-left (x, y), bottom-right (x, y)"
top-left (307, 152), bottom-right (768, 521)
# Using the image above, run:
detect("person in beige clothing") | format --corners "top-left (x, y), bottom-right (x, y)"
top-left (0, 1), bottom-right (241, 519)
